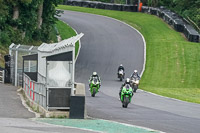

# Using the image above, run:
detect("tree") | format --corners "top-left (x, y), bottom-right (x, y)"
top-left (37, 0), bottom-right (43, 29)
top-left (0, 0), bottom-right (63, 46)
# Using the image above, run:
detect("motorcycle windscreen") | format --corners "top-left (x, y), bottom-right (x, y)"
top-left (47, 61), bottom-right (72, 87)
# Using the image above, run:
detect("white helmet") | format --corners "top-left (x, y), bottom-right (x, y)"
top-left (120, 64), bottom-right (123, 67)
top-left (134, 70), bottom-right (138, 73)
top-left (93, 72), bottom-right (97, 76)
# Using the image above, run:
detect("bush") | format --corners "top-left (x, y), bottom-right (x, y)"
top-left (0, 32), bottom-right (11, 46)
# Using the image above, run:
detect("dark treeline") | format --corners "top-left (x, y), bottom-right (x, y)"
top-left (0, 0), bottom-right (63, 47)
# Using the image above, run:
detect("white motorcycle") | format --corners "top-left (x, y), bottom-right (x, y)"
top-left (118, 69), bottom-right (125, 81)
top-left (130, 77), bottom-right (140, 92)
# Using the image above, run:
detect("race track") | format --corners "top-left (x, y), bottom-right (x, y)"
top-left (59, 10), bottom-right (200, 133)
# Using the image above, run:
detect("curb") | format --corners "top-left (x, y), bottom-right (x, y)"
top-left (32, 118), bottom-right (103, 133)
top-left (35, 117), bottom-right (165, 133)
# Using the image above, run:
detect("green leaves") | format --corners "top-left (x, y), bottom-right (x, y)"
top-left (0, 0), bottom-right (63, 46)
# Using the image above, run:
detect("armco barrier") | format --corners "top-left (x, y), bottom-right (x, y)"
top-left (149, 7), bottom-right (157, 15)
top-left (96, 2), bottom-right (105, 9)
top-left (72, 0), bottom-right (78, 6)
top-left (122, 5), bottom-right (137, 12)
top-left (141, 6), bottom-right (199, 42)
top-left (113, 4), bottom-right (122, 11)
top-left (105, 3), bottom-right (114, 10)
top-left (82, 1), bottom-right (89, 7)
top-left (89, 1), bottom-right (99, 8)
top-left (184, 24), bottom-right (200, 42)
top-left (63, 0), bottom-right (200, 42)
top-left (141, 6), bottom-right (149, 13)
top-left (76, 1), bottom-right (83, 6)
top-left (172, 19), bottom-right (185, 32)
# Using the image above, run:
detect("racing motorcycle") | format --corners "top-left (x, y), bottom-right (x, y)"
top-left (89, 77), bottom-right (100, 97)
top-left (120, 85), bottom-right (133, 108)
top-left (130, 76), bottom-right (140, 92)
top-left (118, 69), bottom-right (125, 81)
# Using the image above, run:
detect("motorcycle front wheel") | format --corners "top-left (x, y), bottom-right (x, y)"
top-left (122, 97), bottom-right (129, 108)
top-left (92, 88), bottom-right (96, 97)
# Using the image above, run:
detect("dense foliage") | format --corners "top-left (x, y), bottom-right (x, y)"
top-left (0, 0), bottom-right (63, 47)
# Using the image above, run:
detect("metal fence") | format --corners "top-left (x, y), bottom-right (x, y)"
top-left (9, 44), bottom-right (38, 87)
top-left (23, 73), bottom-right (46, 109)
top-left (0, 70), bottom-right (4, 83)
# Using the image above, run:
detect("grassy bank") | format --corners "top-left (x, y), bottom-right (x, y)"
top-left (56, 20), bottom-right (79, 57)
top-left (57, 5), bottom-right (200, 103)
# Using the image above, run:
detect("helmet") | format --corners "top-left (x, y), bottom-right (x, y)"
top-left (120, 64), bottom-right (123, 67)
top-left (125, 78), bottom-right (130, 84)
top-left (93, 72), bottom-right (97, 76)
top-left (134, 70), bottom-right (138, 73)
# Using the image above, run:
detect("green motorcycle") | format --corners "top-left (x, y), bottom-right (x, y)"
top-left (89, 77), bottom-right (100, 97)
top-left (121, 85), bottom-right (133, 108)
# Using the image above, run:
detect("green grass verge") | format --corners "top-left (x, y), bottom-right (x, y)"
top-left (56, 20), bottom-right (79, 57)
top-left (57, 5), bottom-right (200, 104)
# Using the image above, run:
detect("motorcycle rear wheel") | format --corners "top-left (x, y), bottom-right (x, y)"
top-left (133, 85), bottom-right (138, 92)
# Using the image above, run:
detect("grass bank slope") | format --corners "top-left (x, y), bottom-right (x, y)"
top-left (57, 5), bottom-right (200, 103)
top-left (56, 20), bottom-right (79, 56)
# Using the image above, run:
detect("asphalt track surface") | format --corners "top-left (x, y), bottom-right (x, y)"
top-left (59, 10), bottom-right (200, 133)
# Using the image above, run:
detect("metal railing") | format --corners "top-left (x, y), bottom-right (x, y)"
top-left (0, 70), bottom-right (4, 83)
top-left (23, 73), bottom-right (46, 109)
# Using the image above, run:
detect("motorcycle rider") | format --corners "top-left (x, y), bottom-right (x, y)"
top-left (118, 64), bottom-right (125, 78)
top-left (131, 70), bottom-right (140, 80)
top-left (119, 78), bottom-right (132, 100)
top-left (89, 72), bottom-right (101, 90)
top-left (118, 64), bottom-right (125, 72)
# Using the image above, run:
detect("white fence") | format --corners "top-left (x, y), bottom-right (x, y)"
top-left (23, 73), bottom-right (46, 109)
top-left (0, 70), bottom-right (4, 83)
